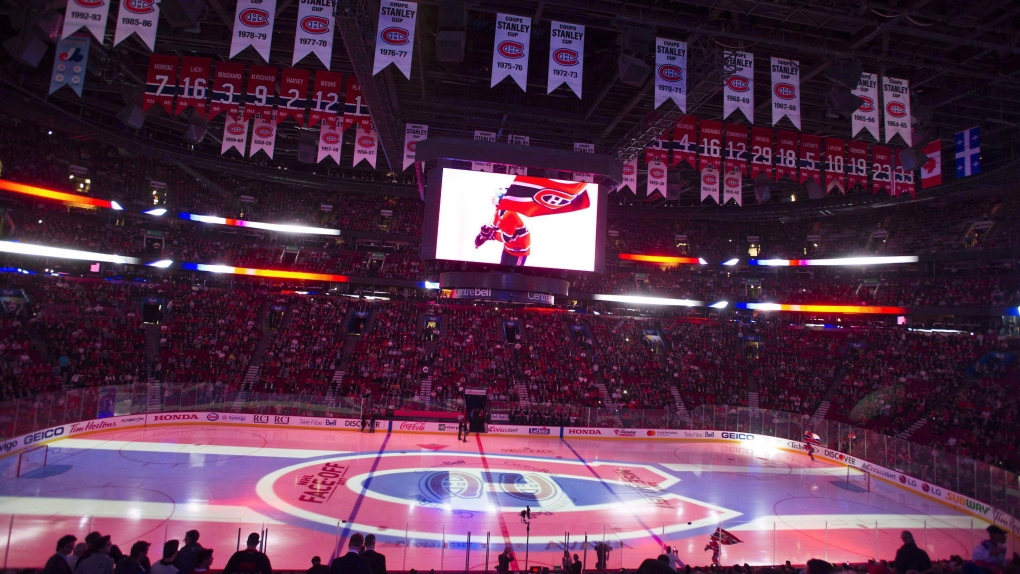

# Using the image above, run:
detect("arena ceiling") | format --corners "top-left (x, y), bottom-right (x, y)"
top-left (1, 0), bottom-right (1020, 210)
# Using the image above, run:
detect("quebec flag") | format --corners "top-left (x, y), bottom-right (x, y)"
top-left (955, 127), bottom-right (980, 178)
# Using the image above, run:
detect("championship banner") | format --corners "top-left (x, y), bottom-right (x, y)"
top-left (671, 116), bottom-right (697, 168)
top-left (342, 75), bottom-right (371, 132)
top-left (724, 124), bottom-right (748, 175)
top-left (222, 115), bottom-right (249, 156)
top-left (654, 38), bottom-right (687, 111)
top-left (893, 164), bottom-right (915, 198)
top-left (573, 142), bottom-right (595, 182)
top-left (547, 21), bottom-right (585, 98)
top-left (774, 130), bottom-right (799, 181)
top-left (114, 0), bottom-right (161, 51)
top-left (723, 170), bottom-right (742, 206)
top-left (353, 123), bottom-right (378, 168)
top-left (229, 0), bottom-right (277, 62)
top-left (647, 160), bottom-right (667, 198)
top-left (871, 145), bottom-right (893, 194)
top-left (244, 65), bottom-right (277, 121)
top-left (293, 0), bottom-right (335, 69)
top-left (882, 76), bottom-right (911, 145)
top-left (750, 127), bottom-right (773, 179)
top-left (619, 157), bottom-right (637, 193)
top-left (49, 34), bottom-right (90, 97)
top-left (920, 140), bottom-right (942, 189)
top-left (507, 134), bottom-right (530, 175)
top-left (176, 57), bottom-right (210, 117)
top-left (698, 120), bottom-right (723, 171)
top-left (824, 138), bottom-right (846, 194)
top-left (722, 51), bottom-right (754, 122)
top-left (770, 57), bottom-right (800, 129)
top-left (799, 133), bottom-right (821, 185)
top-left (143, 54), bottom-right (178, 114)
top-left (373, 0), bottom-right (417, 79)
top-left (277, 68), bottom-right (309, 125)
top-left (852, 73), bottom-right (879, 140)
top-left (847, 140), bottom-right (869, 189)
top-left (308, 71), bottom-right (342, 128)
top-left (492, 13), bottom-right (531, 91)
top-left (403, 124), bottom-right (428, 170)
top-left (700, 166), bottom-right (720, 203)
top-left (317, 123), bottom-right (342, 164)
top-left (645, 138), bottom-right (668, 164)
top-left (471, 131), bottom-right (497, 172)
top-left (208, 62), bottom-right (245, 120)
top-left (62, 0), bottom-right (111, 41)
top-left (249, 116), bottom-right (277, 159)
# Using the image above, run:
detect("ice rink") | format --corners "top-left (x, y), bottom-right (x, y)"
top-left (0, 424), bottom-right (999, 570)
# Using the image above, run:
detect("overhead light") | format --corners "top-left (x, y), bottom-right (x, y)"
top-left (749, 255), bottom-right (919, 267)
top-left (110, 201), bottom-right (123, 210)
top-left (147, 260), bottom-right (174, 268)
top-left (0, 241), bottom-right (140, 265)
top-left (0, 179), bottom-right (120, 210)
top-left (618, 254), bottom-right (704, 265)
top-left (709, 301), bottom-right (729, 309)
top-left (735, 302), bottom-right (907, 314)
top-left (144, 208), bottom-right (168, 216)
top-left (178, 212), bottom-right (341, 236)
top-left (592, 294), bottom-right (703, 307)
top-left (722, 258), bottom-right (739, 266)
top-left (423, 281), bottom-right (441, 289)
top-left (180, 262), bottom-right (351, 282)
top-left (698, 258), bottom-right (708, 265)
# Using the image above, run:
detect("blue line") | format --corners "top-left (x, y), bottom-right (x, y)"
top-left (337, 432), bottom-right (392, 546)
top-left (559, 437), bottom-right (664, 546)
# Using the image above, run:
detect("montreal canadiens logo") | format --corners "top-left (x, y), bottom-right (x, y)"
top-left (75, 0), bottom-right (105, 7)
top-left (774, 83), bottom-right (796, 100)
top-left (227, 123), bottom-right (246, 136)
top-left (239, 8), bottom-right (269, 27)
top-left (623, 164), bottom-right (636, 176)
top-left (323, 132), bottom-right (341, 145)
top-left (406, 141), bottom-right (417, 152)
top-left (301, 16), bottom-right (330, 35)
top-left (725, 176), bottom-right (740, 187)
top-left (382, 27), bottom-right (409, 45)
top-left (255, 126), bottom-right (274, 138)
top-left (703, 174), bottom-right (718, 185)
top-left (650, 167), bottom-right (665, 179)
top-left (123, 0), bottom-right (154, 14)
top-left (658, 65), bottom-right (682, 82)
top-left (206, 413), bottom-right (219, 421)
top-left (553, 49), bottom-right (579, 66)
top-left (498, 41), bottom-right (525, 59)
top-left (886, 101), bottom-right (907, 118)
top-left (534, 188), bottom-right (577, 209)
top-left (858, 96), bottom-right (875, 112)
top-left (727, 75), bottom-right (750, 92)
top-left (358, 136), bottom-right (376, 148)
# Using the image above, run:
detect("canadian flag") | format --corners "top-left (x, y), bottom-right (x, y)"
top-left (920, 140), bottom-right (942, 189)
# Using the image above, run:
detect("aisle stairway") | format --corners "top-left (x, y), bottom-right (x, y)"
top-left (231, 365), bottom-right (261, 411)
top-left (808, 401), bottom-right (831, 430)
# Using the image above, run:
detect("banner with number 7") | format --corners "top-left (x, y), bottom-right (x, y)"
top-left (144, 54), bottom-right (178, 115)
top-left (176, 57), bottom-right (211, 117)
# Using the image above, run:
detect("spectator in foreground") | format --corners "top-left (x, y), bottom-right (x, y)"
top-left (114, 541), bottom-right (150, 574)
top-left (223, 533), bottom-right (272, 574)
top-left (174, 531), bottom-right (202, 574)
top-left (894, 531), bottom-right (931, 574)
top-left (330, 533), bottom-right (370, 574)
top-left (306, 557), bottom-right (329, 574)
top-left (44, 535), bottom-right (77, 574)
top-left (186, 550), bottom-right (213, 574)
top-left (360, 534), bottom-right (386, 574)
top-left (150, 541), bottom-right (179, 574)
top-left (972, 525), bottom-right (1008, 570)
top-left (76, 535), bottom-right (114, 574)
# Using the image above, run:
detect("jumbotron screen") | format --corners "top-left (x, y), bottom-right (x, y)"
top-left (429, 168), bottom-right (602, 272)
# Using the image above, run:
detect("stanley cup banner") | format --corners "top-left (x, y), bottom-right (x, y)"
top-left (654, 38), bottom-right (687, 111)
top-left (672, 116), bottom-right (697, 168)
top-left (208, 61), bottom-right (245, 120)
top-left (698, 120), bottom-right (723, 171)
top-left (317, 123), bottom-right (342, 164)
top-left (471, 130), bottom-right (497, 172)
top-left (176, 56), bottom-right (211, 117)
top-left (573, 142), bottom-right (595, 182)
top-left (293, 0), bottom-right (336, 69)
top-left (507, 134), bottom-right (530, 175)
top-left (353, 123), bottom-right (378, 168)
top-left (403, 123), bottom-right (427, 170)
top-left (722, 51), bottom-right (754, 122)
top-left (114, 0), bottom-right (161, 51)
top-left (244, 65), bottom-right (278, 121)
top-left (723, 170), bottom-right (742, 206)
top-left (547, 21), bottom-right (585, 98)
top-left (750, 127), bottom-right (773, 179)
top-left (851, 73), bottom-right (880, 140)
top-left (249, 116), bottom-right (277, 159)
top-left (222, 115), bottom-right (249, 156)
top-left (882, 76), bottom-right (911, 146)
top-left (62, 0), bottom-right (111, 41)
top-left (229, 0), bottom-right (277, 62)
top-left (277, 68), bottom-right (310, 125)
top-left (619, 157), bottom-right (637, 193)
top-left (647, 160), bottom-right (667, 197)
top-left (770, 57), bottom-right (801, 129)
top-left (308, 71), bottom-right (343, 128)
top-left (700, 166), bottom-right (720, 203)
top-left (824, 138), bottom-right (846, 194)
top-left (492, 13), bottom-right (531, 91)
top-left (373, 0), bottom-right (417, 79)
top-left (847, 140), bottom-right (869, 189)
top-left (724, 124), bottom-right (748, 175)
top-left (50, 34), bottom-right (90, 97)
top-left (143, 54), bottom-right (178, 114)
top-left (799, 133), bottom-right (821, 185)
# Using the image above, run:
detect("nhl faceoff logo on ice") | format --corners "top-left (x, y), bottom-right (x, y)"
top-left (257, 452), bottom-right (737, 541)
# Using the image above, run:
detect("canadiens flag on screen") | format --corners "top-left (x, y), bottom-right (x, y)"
top-left (293, 0), bottom-right (336, 69)
top-left (230, 0), bottom-right (277, 62)
top-left (496, 177), bottom-right (590, 217)
top-left (492, 13), bottom-right (531, 91)
top-left (373, 0), bottom-right (417, 79)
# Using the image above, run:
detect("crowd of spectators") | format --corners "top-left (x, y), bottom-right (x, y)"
top-left (661, 319), bottom-right (747, 408)
top-left (255, 296), bottom-right (352, 394)
top-left (345, 301), bottom-right (431, 401)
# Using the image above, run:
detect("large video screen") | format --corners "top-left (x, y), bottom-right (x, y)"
top-left (431, 169), bottom-right (601, 272)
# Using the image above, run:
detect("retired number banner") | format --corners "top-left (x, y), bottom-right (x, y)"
top-left (871, 145), bottom-right (893, 194)
top-left (208, 62), bottom-right (245, 120)
top-left (698, 120), bottom-right (723, 171)
top-left (342, 75), bottom-right (371, 132)
top-left (492, 13), bottom-right (531, 91)
top-left (293, 0), bottom-right (335, 69)
top-left (230, 0), bottom-right (277, 62)
top-left (847, 140), bottom-right (869, 189)
top-left (245, 65), bottom-right (278, 121)
top-left (472, 131), bottom-right (497, 172)
top-left (672, 116), bottom-right (697, 169)
top-left (373, 0), bottom-right (417, 79)
top-left (722, 51), bottom-right (754, 122)
top-left (799, 134), bottom-right (821, 185)
top-left (114, 0), bottom-right (161, 51)
top-left (176, 56), bottom-right (210, 117)
top-left (724, 124), bottom-right (748, 175)
top-left (750, 127), bottom-right (773, 179)
top-left (654, 38), bottom-right (687, 111)
top-left (770, 57), bottom-right (800, 129)
top-left (309, 71), bottom-right (343, 128)
top-left (143, 54), bottom-right (178, 114)
top-left (403, 123), bottom-right (428, 170)
top-left (277, 68), bottom-right (309, 126)
top-left (852, 73), bottom-right (880, 140)
top-left (775, 130), bottom-right (799, 181)
top-left (573, 142), bottom-right (595, 182)
top-left (893, 164), bottom-right (916, 198)
top-left (645, 138), bottom-right (668, 165)
top-left (547, 21), bottom-right (584, 98)
top-left (824, 138), bottom-right (846, 194)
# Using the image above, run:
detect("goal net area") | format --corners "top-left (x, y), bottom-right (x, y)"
top-left (16, 444), bottom-right (48, 477)
top-left (846, 464), bottom-right (871, 492)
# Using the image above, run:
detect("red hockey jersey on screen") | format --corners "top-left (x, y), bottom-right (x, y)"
top-left (496, 176), bottom-right (590, 217)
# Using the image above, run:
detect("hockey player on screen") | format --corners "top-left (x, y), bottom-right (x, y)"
top-left (474, 176), bottom-right (591, 267)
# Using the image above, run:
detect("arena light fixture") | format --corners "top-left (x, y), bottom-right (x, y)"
top-left (722, 259), bottom-right (739, 266)
top-left (179, 262), bottom-right (350, 282)
top-left (0, 179), bottom-right (123, 210)
top-left (147, 260), bottom-right (174, 268)
top-left (748, 255), bottom-right (919, 267)
top-left (618, 254), bottom-right (706, 265)
top-left (0, 240), bottom-right (140, 265)
top-left (592, 294), bottom-right (703, 307)
top-left (709, 301), bottom-right (729, 309)
top-left (735, 302), bottom-right (907, 314)
top-left (144, 208), bottom-right (168, 216)
top-left (422, 281), bottom-right (441, 289)
top-left (178, 213), bottom-right (341, 236)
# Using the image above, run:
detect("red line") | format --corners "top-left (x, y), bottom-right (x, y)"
top-left (474, 434), bottom-right (520, 571)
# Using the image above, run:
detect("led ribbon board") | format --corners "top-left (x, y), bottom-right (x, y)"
top-left (0, 241), bottom-right (139, 264)
top-left (180, 263), bottom-right (349, 282)
top-left (618, 254), bottom-right (707, 265)
top-left (749, 256), bottom-right (918, 266)
top-left (0, 180), bottom-right (122, 210)
top-left (178, 213), bottom-right (341, 236)
top-left (735, 303), bottom-right (907, 314)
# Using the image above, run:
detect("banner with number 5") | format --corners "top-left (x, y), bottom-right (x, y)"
top-left (176, 57), bottom-right (211, 117)
top-left (208, 62), bottom-right (245, 121)
top-left (143, 54), bottom-right (178, 115)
